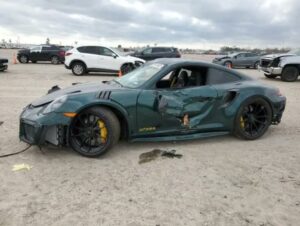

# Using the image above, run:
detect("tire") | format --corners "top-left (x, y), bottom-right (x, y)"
top-left (234, 97), bottom-right (272, 140)
top-left (281, 66), bottom-right (299, 82)
top-left (224, 61), bottom-right (233, 68)
top-left (253, 61), bottom-right (259, 69)
top-left (32, 61), bottom-right (37, 63)
top-left (264, 73), bottom-right (277, 79)
top-left (69, 107), bottom-right (121, 157)
top-left (121, 64), bottom-right (133, 75)
top-left (19, 55), bottom-right (28, 63)
top-left (51, 56), bottom-right (59, 65)
top-left (71, 62), bottom-right (86, 76)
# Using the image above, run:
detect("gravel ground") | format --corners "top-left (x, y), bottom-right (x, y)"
top-left (0, 49), bottom-right (299, 226)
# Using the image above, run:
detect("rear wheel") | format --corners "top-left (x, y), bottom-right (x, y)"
top-left (253, 61), bottom-right (259, 69)
top-left (71, 62), bottom-right (86, 76)
top-left (234, 98), bottom-right (272, 140)
top-left (51, 56), bottom-right (59, 64)
top-left (264, 73), bottom-right (277, 79)
top-left (281, 66), bottom-right (299, 82)
top-left (32, 60), bottom-right (37, 63)
top-left (69, 107), bottom-right (120, 157)
top-left (19, 55), bottom-right (28, 63)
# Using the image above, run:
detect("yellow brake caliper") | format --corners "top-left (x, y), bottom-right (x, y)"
top-left (240, 116), bottom-right (245, 129)
top-left (98, 120), bottom-right (108, 143)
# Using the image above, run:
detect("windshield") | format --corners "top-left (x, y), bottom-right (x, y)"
top-left (228, 53), bottom-right (239, 57)
top-left (111, 48), bottom-right (126, 56)
top-left (288, 48), bottom-right (300, 55)
top-left (114, 63), bottom-right (165, 88)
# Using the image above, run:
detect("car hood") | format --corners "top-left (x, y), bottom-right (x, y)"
top-left (18, 48), bottom-right (30, 54)
top-left (123, 55), bottom-right (145, 62)
top-left (261, 53), bottom-right (295, 60)
top-left (214, 55), bottom-right (230, 61)
top-left (31, 82), bottom-right (121, 107)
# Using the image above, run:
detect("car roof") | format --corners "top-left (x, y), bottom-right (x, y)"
top-left (149, 58), bottom-right (253, 80)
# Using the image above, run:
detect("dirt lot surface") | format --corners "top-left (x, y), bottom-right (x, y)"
top-left (0, 49), bottom-right (299, 226)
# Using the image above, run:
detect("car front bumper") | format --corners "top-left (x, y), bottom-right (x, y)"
top-left (272, 96), bottom-right (286, 124)
top-left (19, 105), bottom-right (71, 146)
top-left (259, 66), bottom-right (282, 75)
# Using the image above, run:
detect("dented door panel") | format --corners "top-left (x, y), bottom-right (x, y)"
top-left (136, 86), bottom-right (220, 136)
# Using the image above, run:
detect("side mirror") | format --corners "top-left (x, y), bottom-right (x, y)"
top-left (112, 53), bottom-right (118, 59)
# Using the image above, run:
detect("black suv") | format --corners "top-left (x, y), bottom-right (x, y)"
top-left (130, 47), bottom-right (181, 61)
top-left (17, 45), bottom-right (65, 64)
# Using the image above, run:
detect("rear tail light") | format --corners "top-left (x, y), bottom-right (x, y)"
top-left (65, 52), bottom-right (72, 57)
top-left (58, 51), bottom-right (65, 57)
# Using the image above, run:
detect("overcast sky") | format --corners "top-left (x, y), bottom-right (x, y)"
top-left (0, 0), bottom-right (299, 49)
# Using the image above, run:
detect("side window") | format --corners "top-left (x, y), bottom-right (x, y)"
top-left (100, 47), bottom-right (115, 57)
top-left (143, 48), bottom-right (152, 54)
top-left (30, 46), bottom-right (42, 52)
top-left (236, 53), bottom-right (245, 58)
top-left (152, 48), bottom-right (165, 53)
top-left (42, 46), bottom-right (51, 51)
top-left (206, 68), bottom-right (240, 85)
top-left (77, 46), bottom-right (99, 55)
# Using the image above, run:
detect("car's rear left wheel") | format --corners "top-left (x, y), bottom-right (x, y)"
top-left (69, 107), bottom-right (120, 157)
top-left (234, 98), bottom-right (272, 140)
top-left (71, 62), bottom-right (86, 76)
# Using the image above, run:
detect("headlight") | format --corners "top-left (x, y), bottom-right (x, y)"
top-left (43, 95), bottom-right (67, 114)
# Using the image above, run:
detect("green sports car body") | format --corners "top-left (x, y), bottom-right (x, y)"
top-left (19, 59), bottom-right (286, 157)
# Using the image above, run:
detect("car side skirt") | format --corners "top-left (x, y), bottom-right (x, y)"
top-left (87, 68), bottom-right (119, 74)
top-left (130, 131), bottom-right (229, 142)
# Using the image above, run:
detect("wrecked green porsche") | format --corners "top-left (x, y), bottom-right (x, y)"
top-left (19, 58), bottom-right (286, 157)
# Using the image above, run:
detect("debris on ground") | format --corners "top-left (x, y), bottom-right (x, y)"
top-left (161, 149), bottom-right (183, 159)
top-left (12, 163), bottom-right (33, 171)
top-left (0, 121), bottom-right (3, 126)
top-left (139, 149), bottom-right (183, 164)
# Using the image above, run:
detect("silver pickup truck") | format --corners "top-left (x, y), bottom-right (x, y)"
top-left (259, 49), bottom-right (300, 82)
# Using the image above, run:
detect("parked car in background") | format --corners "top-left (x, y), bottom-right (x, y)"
top-left (64, 45), bottom-right (145, 76)
top-left (0, 58), bottom-right (8, 71)
top-left (259, 48), bottom-right (300, 82)
top-left (212, 52), bottom-right (261, 69)
top-left (130, 47), bottom-right (181, 61)
top-left (17, 45), bottom-right (65, 64)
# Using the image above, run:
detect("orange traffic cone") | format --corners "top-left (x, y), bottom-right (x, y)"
top-left (12, 53), bottom-right (17, 64)
top-left (118, 70), bottom-right (122, 77)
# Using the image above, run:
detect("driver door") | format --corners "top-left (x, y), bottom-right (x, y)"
top-left (136, 85), bottom-right (218, 136)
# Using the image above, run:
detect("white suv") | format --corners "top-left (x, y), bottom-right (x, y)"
top-left (64, 45), bottom-right (145, 76)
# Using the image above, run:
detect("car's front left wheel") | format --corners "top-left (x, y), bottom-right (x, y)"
top-left (69, 107), bottom-right (120, 157)
top-left (234, 97), bottom-right (272, 140)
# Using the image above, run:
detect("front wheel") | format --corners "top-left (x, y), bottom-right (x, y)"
top-left (281, 66), bottom-right (299, 82)
top-left (69, 107), bottom-right (120, 157)
top-left (19, 55), bottom-right (28, 63)
top-left (224, 61), bottom-right (233, 68)
top-left (234, 98), bottom-right (272, 140)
